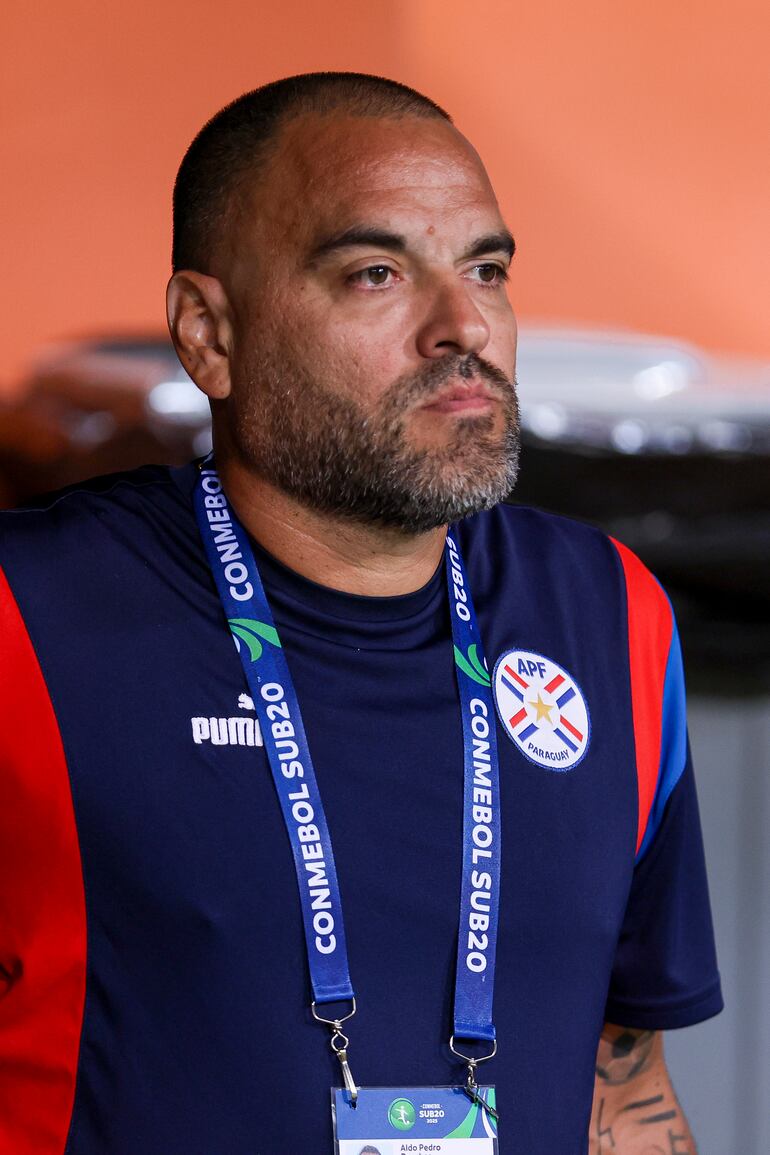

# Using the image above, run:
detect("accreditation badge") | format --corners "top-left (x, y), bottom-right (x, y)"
top-left (332, 1086), bottom-right (499, 1153)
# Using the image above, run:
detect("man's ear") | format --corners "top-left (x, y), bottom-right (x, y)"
top-left (166, 271), bottom-right (234, 400)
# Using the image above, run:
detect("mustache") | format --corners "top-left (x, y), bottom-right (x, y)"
top-left (383, 353), bottom-right (515, 412)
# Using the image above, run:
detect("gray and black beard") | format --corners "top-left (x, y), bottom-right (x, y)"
top-left (230, 351), bottom-right (520, 534)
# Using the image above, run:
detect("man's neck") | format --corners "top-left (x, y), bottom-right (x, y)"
top-left (217, 457), bottom-right (447, 597)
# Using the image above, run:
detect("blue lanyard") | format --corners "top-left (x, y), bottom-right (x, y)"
top-left (193, 461), bottom-right (501, 1048)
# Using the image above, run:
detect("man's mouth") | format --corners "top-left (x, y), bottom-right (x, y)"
top-left (419, 380), bottom-right (498, 414)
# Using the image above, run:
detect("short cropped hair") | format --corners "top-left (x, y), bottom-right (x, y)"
top-left (172, 71), bottom-right (451, 273)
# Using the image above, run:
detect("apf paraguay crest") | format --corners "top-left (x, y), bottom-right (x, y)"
top-left (493, 649), bottom-right (590, 770)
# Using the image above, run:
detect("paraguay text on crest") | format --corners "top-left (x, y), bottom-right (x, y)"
top-left (493, 649), bottom-right (590, 770)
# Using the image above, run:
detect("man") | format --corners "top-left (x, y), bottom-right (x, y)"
top-left (0, 73), bottom-right (721, 1153)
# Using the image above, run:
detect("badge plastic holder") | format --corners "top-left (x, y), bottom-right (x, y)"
top-left (332, 1086), bottom-right (499, 1153)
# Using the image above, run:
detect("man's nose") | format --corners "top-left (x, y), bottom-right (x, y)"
top-left (414, 277), bottom-right (491, 360)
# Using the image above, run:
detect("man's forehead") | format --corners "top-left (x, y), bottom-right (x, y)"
top-left (249, 112), bottom-right (501, 243)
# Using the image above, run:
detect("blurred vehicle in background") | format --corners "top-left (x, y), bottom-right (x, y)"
top-left (513, 330), bottom-right (770, 690)
top-left (0, 328), bottom-right (767, 685)
top-left (0, 337), bottom-right (209, 506)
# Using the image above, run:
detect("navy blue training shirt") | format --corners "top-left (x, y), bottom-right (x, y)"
top-left (0, 462), bottom-right (722, 1153)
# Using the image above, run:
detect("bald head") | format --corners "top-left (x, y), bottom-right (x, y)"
top-left (172, 71), bottom-right (451, 273)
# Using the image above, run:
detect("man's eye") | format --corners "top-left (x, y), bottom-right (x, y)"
top-left (348, 265), bottom-right (395, 288)
top-left (470, 263), bottom-right (508, 286)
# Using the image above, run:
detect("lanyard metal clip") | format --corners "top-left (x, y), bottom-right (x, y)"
top-left (450, 1035), bottom-right (499, 1122)
top-left (312, 999), bottom-right (358, 1107)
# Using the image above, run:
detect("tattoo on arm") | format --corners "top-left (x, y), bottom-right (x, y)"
top-left (594, 1108), bottom-right (692, 1154)
top-left (595, 1027), bottom-right (655, 1085)
top-left (620, 1095), bottom-right (663, 1112)
top-left (596, 1097), bottom-right (616, 1151)
top-left (591, 1027), bottom-right (697, 1153)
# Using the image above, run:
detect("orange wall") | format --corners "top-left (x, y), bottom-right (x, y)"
top-left (2, 0), bottom-right (768, 394)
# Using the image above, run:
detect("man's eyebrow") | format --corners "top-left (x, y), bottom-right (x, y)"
top-left (306, 225), bottom-right (516, 265)
top-left (307, 226), bottom-right (407, 263)
top-left (461, 231), bottom-right (516, 261)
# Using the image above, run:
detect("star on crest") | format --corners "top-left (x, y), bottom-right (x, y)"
top-left (528, 692), bottom-right (554, 724)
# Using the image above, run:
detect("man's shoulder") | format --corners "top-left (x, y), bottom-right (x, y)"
top-left (460, 502), bottom-right (671, 632)
top-left (457, 501), bottom-right (644, 618)
top-left (0, 462), bottom-right (198, 593)
top-left (0, 463), bottom-right (191, 548)
top-left (1, 463), bottom-right (176, 529)
top-left (459, 500), bottom-right (615, 563)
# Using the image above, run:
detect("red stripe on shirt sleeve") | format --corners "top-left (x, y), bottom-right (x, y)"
top-left (0, 566), bottom-right (86, 1153)
top-left (610, 539), bottom-right (674, 855)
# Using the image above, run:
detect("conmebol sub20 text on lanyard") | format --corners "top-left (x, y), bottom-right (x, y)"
top-left (194, 460), bottom-right (502, 1150)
